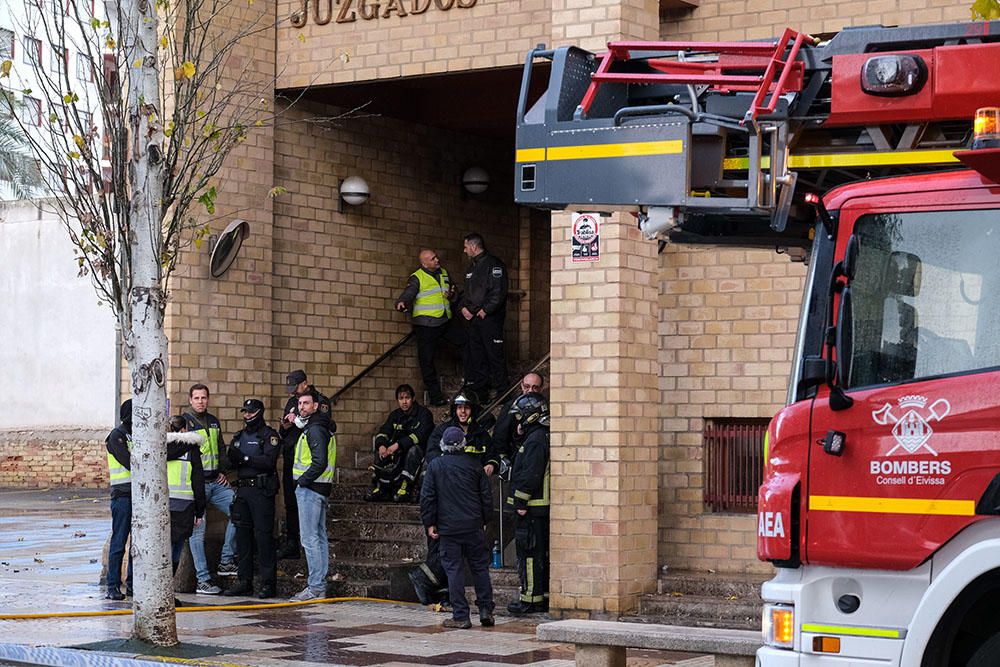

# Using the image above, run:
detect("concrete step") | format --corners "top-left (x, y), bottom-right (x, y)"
top-left (330, 537), bottom-right (426, 561)
top-left (328, 500), bottom-right (422, 523)
top-left (638, 592), bottom-right (761, 631)
top-left (331, 517), bottom-right (426, 543)
top-left (657, 570), bottom-right (767, 599)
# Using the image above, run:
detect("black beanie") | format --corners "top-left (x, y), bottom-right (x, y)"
top-left (119, 399), bottom-right (132, 425)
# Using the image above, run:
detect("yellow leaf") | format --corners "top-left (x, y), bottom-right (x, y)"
top-left (73, 135), bottom-right (85, 148)
top-left (105, 37), bottom-right (116, 49)
top-left (133, 58), bottom-right (143, 68)
top-left (297, 33), bottom-right (305, 43)
top-left (68, 151), bottom-right (80, 159)
top-left (0, 60), bottom-right (11, 78)
top-left (160, 36), bottom-right (168, 48)
top-left (181, 61), bottom-right (196, 79)
top-left (254, 119), bottom-right (263, 127)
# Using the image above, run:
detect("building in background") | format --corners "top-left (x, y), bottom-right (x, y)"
top-left (0, 0), bottom-right (979, 617)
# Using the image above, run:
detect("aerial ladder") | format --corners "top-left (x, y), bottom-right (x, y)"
top-left (514, 21), bottom-right (1000, 248)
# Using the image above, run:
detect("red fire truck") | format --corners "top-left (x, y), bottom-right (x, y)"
top-left (514, 21), bottom-right (1000, 665)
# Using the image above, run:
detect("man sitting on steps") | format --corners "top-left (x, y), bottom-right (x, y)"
top-left (365, 384), bottom-right (434, 503)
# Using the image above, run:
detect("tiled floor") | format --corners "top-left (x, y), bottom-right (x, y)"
top-left (0, 489), bottom-right (708, 666)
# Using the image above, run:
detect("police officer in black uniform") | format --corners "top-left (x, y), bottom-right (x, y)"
top-left (458, 233), bottom-right (509, 403)
top-left (224, 399), bottom-right (281, 599)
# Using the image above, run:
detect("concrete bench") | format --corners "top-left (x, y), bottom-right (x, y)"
top-left (537, 620), bottom-right (760, 667)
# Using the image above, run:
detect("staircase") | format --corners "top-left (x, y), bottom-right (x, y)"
top-left (634, 570), bottom-right (767, 630)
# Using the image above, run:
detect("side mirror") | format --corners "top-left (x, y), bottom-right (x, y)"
top-left (842, 235), bottom-right (859, 282)
top-left (831, 286), bottom-right (855, 411)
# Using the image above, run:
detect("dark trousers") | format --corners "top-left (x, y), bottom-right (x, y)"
top-left (108, 495), bottom-right (133, 592)
top-left (415, 321), bottom-right (466, 401)
top-left (373, 445), bottom-right (424, 490)
top-left (231, 487), bottom-right (277, 587)
top-left (439, 529), bottom-right (494, 622)
top-left (281, 448), bottom-right (298, 542)
top-left (466, 312), bottom-right (507, 394)
top-left (514, 512), bottom-right (549, 604)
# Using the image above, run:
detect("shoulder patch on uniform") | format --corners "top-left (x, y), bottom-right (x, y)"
top-left (320, 403), bottom-right (329, 413)
top-left (492, 267), bottom-right (503, 278)
top-left (270, 435), bottom-right (280, 447)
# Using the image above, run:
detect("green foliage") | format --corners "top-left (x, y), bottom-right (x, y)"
top-left (972, 0), bottom-right (1000, 19)
top-left (197, 185), bottom-right (217, 214)
top-left (0, 91), bottom-right (43, 199)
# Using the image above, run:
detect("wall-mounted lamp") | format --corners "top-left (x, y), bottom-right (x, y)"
top-left (339, 175), bottom-right (370, 212)
top-left (462, 166), bottom-right (489, 195)
top-left (209, 218), bottom-right (249, 279)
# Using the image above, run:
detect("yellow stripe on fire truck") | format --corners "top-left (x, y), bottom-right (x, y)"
top-left (809, 495), bottom-right (975, 516)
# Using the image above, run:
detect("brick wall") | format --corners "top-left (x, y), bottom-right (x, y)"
top-left (658, 245), bottom-right (807, 574)
top-left (661, 0), bottom-right (971, 40)
top-left (0, 432), bottom-right (107, 489)
top-left (268, 99), bottom-right (523, 470)
top-left (275, 0), bottom-right (551, 89)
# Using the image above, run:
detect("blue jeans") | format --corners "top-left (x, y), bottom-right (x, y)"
top-left (108, 495), bottom-right (133, 592)
top-left (188, 479), bottom-right (236, 583)
top-left (295, 486), bottom-right (329, 593)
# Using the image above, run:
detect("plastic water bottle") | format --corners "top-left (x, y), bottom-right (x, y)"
top-left (491, 540), bottom-right (502, 569)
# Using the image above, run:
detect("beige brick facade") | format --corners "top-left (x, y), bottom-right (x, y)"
top-left (0, 432), bottom-right (107, 489)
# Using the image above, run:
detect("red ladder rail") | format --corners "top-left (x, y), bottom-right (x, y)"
top-left (575, 31), bottom-right (812, 121)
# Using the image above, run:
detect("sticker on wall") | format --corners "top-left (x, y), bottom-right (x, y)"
top-left (571, 212), bottom-right (600, 263)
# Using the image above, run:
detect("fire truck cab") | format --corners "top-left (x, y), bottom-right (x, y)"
top-left (514, 20), bottom-right (1000, 666)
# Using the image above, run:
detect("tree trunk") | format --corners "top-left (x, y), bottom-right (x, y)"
top-left (123, 0), bottom-right (176, 646)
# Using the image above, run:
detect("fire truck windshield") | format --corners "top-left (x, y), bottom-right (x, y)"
top-left (847, 209), bottom-right (1000, 388)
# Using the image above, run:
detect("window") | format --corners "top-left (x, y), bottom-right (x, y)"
top-left (22, 36), bottom-right (41, 67)
top-left (703, 418), bottom-right (768, 513)
top-left (76, 51), bottom-right (92, 82)
top-left (51, 45), bottom-right (66, 76)
top-left (51, 103), bottom-right (68, 129)
top-left (21, 95), bottom-right (41, 126)
top-left (0, 29), bottom-right (14, 61)
top-left (79, 109), bottom-right (93, 131)
top-left (847, 210), bottom-right (1000, 388)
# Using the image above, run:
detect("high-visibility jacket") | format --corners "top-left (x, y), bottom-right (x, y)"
top-left (167, 451), bottom-right (194, 501)
top-left (108, 434), bottom-right (132, 487)
top-left (183, 412), bottom-right (222, 474)
top-left (411, 268), bottom-right (451, 325)
top-left (293, 431), bottom-right (337, 483)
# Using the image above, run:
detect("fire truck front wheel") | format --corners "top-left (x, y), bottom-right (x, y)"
top-left (967, 633), bottom-right (1000, 667)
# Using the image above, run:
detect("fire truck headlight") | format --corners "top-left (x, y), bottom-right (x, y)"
top-left (762, 603), bottom-right (795, 649)
top-left (861, 55), bottom-right (926, 97)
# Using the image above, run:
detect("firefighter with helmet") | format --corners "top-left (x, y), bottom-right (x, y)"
top-left (506, 391), bottom-right (550, 615)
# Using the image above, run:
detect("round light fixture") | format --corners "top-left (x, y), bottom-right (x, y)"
top-left (462, 167), bottom-right (489, 194)
top-left (340, 176), bottom-right (370, 206)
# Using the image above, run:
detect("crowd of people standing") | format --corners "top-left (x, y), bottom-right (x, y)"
top-left (103, 232), bottom-right (551, 626)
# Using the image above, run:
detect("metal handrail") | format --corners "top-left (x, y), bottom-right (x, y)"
top-left (330, 332), bottom-right (415, 405)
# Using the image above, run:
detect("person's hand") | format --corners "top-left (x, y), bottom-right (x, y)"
top-left (517, 509), bottom-right (527, 516)
top-left (461, 307), bottom-right (473, 320)
top-left (284, 411), bottom-right (296, 424)
top-left (217, 473), bottom-right (230, 487)
top-left (428, 525), bottom-right (439, 539)
top-left (395, 301), bottom-right (407, 312)
top-left (388, 443), bottom-right (400, 455)
top-left (483, 463), bottom-right (495, 477)
top-left (194, 517), bottom-right (204, 527)
top-left (378, 445), bottom-right (389, 460)
top-left (477, 309), bottom-right (486, 319)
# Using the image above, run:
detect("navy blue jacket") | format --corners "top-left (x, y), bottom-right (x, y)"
top-left (420, 451), bottom-right (493, 536)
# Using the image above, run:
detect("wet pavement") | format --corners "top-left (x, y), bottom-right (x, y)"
top-left (0, 488), bottom-right (705, 666)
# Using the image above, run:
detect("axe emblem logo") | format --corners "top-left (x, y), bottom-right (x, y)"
top-left (871, 395), bottom-right (951, 456)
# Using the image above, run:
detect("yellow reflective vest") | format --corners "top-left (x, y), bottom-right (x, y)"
top-left (167, 451), bottom-right (194, 501)
top-left (293, 430), bottom-right (337, 483)
top-left (107, 435), bottom-right (132, 487)
top-left (411, 268), bottom-right (451, 325)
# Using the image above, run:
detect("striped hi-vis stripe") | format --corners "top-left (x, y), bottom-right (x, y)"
top-left (809, 495), bottom-right (975, 516)
top-left (802, 623), bottom-right (904, 639)
top-left (516, 140), bottom-right (683, 162)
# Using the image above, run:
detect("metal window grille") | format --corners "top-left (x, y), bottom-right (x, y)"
top-left (703, 418), bottom-right (768, 513)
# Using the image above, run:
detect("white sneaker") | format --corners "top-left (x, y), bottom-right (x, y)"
top-left (196, 581), bottom-right (222, 595)
top-left (289, 587), bottom-right (322, 602)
